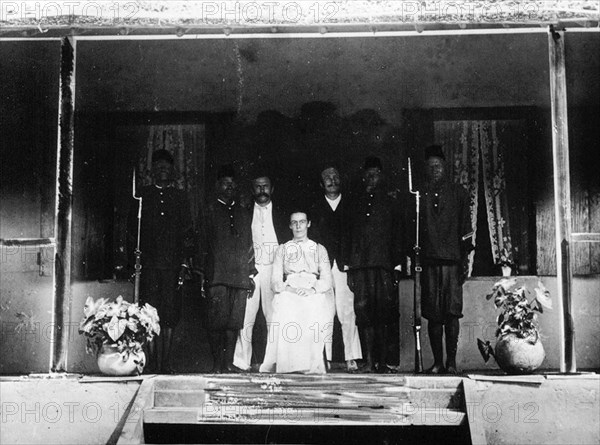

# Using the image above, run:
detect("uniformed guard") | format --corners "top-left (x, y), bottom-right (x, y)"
top-left (198, 164), bottom-right (257, 373)
top-left (346, 156), bottom-right (405, 373)
top-left (133, 149), bottom-right (193, 373)
top-left (421, 145), bottom-right (474, 374)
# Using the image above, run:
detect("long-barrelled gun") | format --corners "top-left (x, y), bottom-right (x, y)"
top-left (132, 169), bottom-right (142, 304)
top-left (409, 158), bottom-right (424, 373)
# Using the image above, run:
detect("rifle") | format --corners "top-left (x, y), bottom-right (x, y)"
top-left (408, 158), bottom-right (424, 373)
top-left (132, 169), bottom-right (143, 304)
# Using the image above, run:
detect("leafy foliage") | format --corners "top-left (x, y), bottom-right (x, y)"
top-left (478, 279), bottom-right (551, 362)
top-left (78, 296), bottom-right (160, 360)
top-left (485, 278), bottom-right (552, 340)
top-left (477, 339), bottom-right (494, 363)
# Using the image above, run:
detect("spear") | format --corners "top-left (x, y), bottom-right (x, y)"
top-left (132, 169), bottom-right (143, 304)
top-left (409, 158), bottom-right (424, 373)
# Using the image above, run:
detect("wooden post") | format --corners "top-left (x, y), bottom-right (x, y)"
top-left (547, 26), bottom-right (576, 373)
top-left (51, 36), bottom-right (76, 373)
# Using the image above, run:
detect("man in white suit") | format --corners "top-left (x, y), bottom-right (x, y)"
top-left (233, 173), bottom-right (289, 372)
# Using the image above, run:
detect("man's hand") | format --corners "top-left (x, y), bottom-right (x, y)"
top-left (393, 269), bottom-right (402, 287)
top-left (177, 264), bottom-right (191, 288)
top-left (247, 276), bottom-right (256, 299)
top-left (460, 257), bottom-right (470, 286)
top-left (195, 271), bottom-right (206, 298)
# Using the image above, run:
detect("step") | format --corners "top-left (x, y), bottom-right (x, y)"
top-left (151, 375), bottom-right (463, 410)
top-left (147, 375), bottom-right (465, 426)
top-left (143, 406), bottom-right (466, 426)
top-left (153, 387), bottom-right (462, 409)
top-left (117, 375), bottom-right (470, 444)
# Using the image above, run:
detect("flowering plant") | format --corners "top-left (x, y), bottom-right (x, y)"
top-left (78, 296), bottom-right (160, 359)
top-left (497, 246), bottom-right (515, 267)
top-left (477, 278), bottom-right (552, 362)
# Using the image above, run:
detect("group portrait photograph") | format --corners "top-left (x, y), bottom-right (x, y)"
top-left (1, 1), bottom-right (599, 444)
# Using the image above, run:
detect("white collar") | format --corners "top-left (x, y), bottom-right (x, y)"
top-left (254, 201), bottom-right (272, 211)
top-left (218, 199), bottom-right (235, 206)
top-left (291, 237), bottom-right (312, 244)
top-left (325, 194), bottom-right (341, 203)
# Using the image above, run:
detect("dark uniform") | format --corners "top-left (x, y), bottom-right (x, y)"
top-left (346, 190), bottom-right (404, 328)
top-left (420, 144), bottom-right (474, 374)
top-left (199, 200), bottom-right (256, 331)
top-left (137, 184), bottom-right (193, 328)
top-left (421, 181), bottom-right (472, 322)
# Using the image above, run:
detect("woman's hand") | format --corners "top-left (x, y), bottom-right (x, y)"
top-left (296, 287), bottom-right (316, 297)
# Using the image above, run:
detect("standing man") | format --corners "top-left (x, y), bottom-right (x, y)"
top-left (421, 145), bottom-right (473, 375)
top-left (233, 173), bottom-right (288, 372)
top-left (198, 165), bottom-right (257, 373)
top-left (310, 165), bottom-right (362, 372)
top-left (347, 156), bottom-right (405, 373)
top-left (133, 149), bottom-right (193, 373)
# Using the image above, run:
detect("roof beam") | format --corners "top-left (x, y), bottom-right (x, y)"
top-left (0, 19), bottom-right (598, 40)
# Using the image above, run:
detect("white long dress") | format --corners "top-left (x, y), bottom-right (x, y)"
top-left (259, 239), bottom-right (334, 374)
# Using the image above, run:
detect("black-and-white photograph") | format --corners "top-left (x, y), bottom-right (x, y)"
top-left (1, 1), bottom-right (599, 444)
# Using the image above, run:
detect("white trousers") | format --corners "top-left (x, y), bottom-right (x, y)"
top-left (325, 261), bottom-right (363, 362)
top-left (233, 263), bottom-right (275, 370)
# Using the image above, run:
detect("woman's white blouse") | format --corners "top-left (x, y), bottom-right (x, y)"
top-left (271, 239), bottom-right (333, 294)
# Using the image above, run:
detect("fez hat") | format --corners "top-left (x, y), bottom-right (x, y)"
top-left (216, 163), bottom-right (236, 180)
top-left (151, 149), bottom-right (174, 165)
top-left (363, 156), bottom-right (383, 171)
top-left (425, 145), bottom-right (446, 161)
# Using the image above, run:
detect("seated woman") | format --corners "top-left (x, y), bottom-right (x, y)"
top-left (259, 210), bottom-right (334, 374)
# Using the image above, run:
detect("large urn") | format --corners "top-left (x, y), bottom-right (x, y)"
top-left (97, 344), bottom-right (146, 376)
top-left (494, 333), bottom-right (545, 374)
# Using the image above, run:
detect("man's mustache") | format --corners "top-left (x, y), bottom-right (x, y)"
top-left (256, 192), bottom-right (270, 198)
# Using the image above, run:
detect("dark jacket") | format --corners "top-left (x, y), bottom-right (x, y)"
top-left (247, 201), bottom-right (291, 246)
top-left (309, 195), bottom-right (349, 268)
top-left (421, 181), bottom-right (472, 263)
top-left (131, 185), bottom-right (193, 270)
top-left (346, 190), bottom-right (405, 271)
top-left (198, 200), bottom-right (256, 289)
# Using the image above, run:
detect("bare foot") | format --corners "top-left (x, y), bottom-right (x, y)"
top-left (425, 364), bottom-right (446, 374)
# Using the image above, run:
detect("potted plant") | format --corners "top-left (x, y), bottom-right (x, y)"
top-left (498, 260), bottom-right (515, 277)
top-left (477, 278), bottom-right (552, 374)
top-left (79, 295), bottom-right (160, 375)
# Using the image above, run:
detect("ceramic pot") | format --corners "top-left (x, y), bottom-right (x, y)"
top-left (494, 332), bottom-right (545, 374)
top-left (97, 344), bottom-right (145, 376)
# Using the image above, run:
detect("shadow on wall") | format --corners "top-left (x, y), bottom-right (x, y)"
top-left (210, 101), bottom-right (406, 209)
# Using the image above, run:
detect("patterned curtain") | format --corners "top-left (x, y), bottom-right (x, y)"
top-left (479, 121), bottom-right (515, 266)
top-left (434, 120), bottom-right (515, 271)
top-left (138, 124), bottom-right (205, 226)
